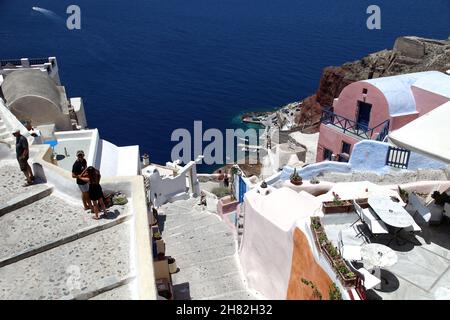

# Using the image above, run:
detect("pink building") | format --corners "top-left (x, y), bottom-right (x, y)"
top-left (316, 71), bottom-right (450, 162)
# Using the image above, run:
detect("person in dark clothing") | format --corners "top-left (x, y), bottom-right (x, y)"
top-left (79, 166), bottom-right (107, 220)
top-left (72, 150), bottom-right (92, 211)
top-left (224, 171), bottom-right (230, 188)
top-left (13, 128), bottom-right (34, 186)
top-left (217, 170), bottom-right (225, 187)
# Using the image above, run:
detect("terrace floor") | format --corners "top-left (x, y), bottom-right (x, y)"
top-left (53, 139), bottom-right (91, 171)
top-left (322, 211), bottom-right (450, 300)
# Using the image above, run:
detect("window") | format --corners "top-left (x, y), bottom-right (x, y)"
top-left (323, 148), bottom-right (333, 161)
top-left (342, 142), bottom-right (351, 154)
top-left (338, 154), bottom-right (350, 163)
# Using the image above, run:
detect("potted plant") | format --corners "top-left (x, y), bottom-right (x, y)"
top-left (334, 259), bottom-right (357, 288)
top-left (323, 241), bottom-right (340, 264)
top-left (431, 191), bottom-right (450, 206)
top-left (311, 217), bottom-right (323, 232)
top-left (322, 192), bottom-right (353, 214)
top-left (355, 198), bottom-right (369, 209)
top-left (398, 186), bottom-right (409, 204)
top-left (153, 231), bottom-right (162, 241)
top-left (310, 217), bottom-right (325, 251)
top-left (318, 232), bottom-right (328, 246)
top-left (310, 177), bottom-right (320, 185)
top-left (168, 257), bottom-right (178, 274)
top-left (290, 168), bottom-right (303, 186)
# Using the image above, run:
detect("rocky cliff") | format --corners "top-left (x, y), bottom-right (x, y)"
top-left (296, 36), bottom-right (450, 131)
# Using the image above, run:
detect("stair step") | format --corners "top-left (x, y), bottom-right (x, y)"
top-left (0, 185), bottom-right (53, 217)
top-left (3, 137), bottom-right (14, 144)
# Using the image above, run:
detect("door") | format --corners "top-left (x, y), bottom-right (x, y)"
top-left (239, 176), bottom-right (247, 203)
top-left (356, 101), bottom-right (372, 131)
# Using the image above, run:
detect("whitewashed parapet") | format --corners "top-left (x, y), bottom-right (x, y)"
top-left (0, 99), bottom-right (33, 145)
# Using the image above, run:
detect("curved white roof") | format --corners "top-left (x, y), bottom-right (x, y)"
top-left (413, 72), bottom-right (450, 98)
top-left (363, 71), bottom-right (450, 116)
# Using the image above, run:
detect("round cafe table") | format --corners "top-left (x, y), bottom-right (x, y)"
top-left (361, 243), bottom-right (398, 290)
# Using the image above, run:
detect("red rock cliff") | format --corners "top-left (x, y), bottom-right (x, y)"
top-left (297, 36), bottom-right (450, 132)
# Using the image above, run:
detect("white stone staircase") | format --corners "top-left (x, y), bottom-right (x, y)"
top-left (159, 197), bottom-right (258, 300)
top-left (0, 163), bottom-right (137, 299)
top-left (0, 115), bottom-right (15, 146)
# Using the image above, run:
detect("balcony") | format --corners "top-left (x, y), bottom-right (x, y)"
top-left (320, 109), bottom-right (390, 141)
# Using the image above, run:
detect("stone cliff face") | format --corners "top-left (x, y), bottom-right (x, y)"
top-left (297, 36), bottom-right (450, 131)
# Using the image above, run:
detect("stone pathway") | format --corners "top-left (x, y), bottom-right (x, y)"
top-left (0, 221), bottom-right (134, 300)
top-left (0, 164), bottom-right (49, 205)
top-left (0, 194), bottom-right (131, 267)
top-left (158, 198), bottom-right (258, 300)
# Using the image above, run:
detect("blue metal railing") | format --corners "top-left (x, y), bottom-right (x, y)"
top-left (376, 120), bottom-right (390, 141)
top-left (385, 146), bottom-right (410, 169)
top-left (320, 109), bottom-right (390, 140)
top-left (28, 58), bottom-right (51, 65)
top-left (1, 58), bottom-right (51, 68)
top-left (0, 59), bottom-right (22, 67)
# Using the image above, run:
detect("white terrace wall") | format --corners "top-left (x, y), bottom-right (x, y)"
top-left (0, 99), bottom-right (33, 144)
top-left (239, 189), bottom-right (349, 300)
top-left (97, 139), bottom-right (140, 177)
top-left (29, 144), bottom-right (156, 300)
top-left (143, 166), bottom-right (188, 208)
top-left (349, 140), bottom-right (447, 173)
top-left (279, 162), bottom-right (351, 182)
top-left (272, 140), bottom-right (447, 186)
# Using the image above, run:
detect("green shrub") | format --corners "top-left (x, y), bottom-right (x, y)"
top-left (301, 278), bottom-right (322, 300)
top-left (329, 283), bottom-right (342, 300)
top-left (211, 187), bottom-right (231, 199)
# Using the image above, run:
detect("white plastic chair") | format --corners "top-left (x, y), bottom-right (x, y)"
top-left (444, 203), bottom-right (450, 219)
top-left (351, 200), bottom-right (364, 226)
top-left (408, 192), bottom-right (431, 223)
top-left (338, 230), bottom-right (362, 261)
top-left (357, 268), bottom-right (381, 290)
top-left (361, 207), bottom-right (389, 235)
top-left (347, 261), bottom-right (381, 291)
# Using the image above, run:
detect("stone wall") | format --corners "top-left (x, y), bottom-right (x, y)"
top-left (287, 228), bottom-right (334, 299)
top-left (394, 37), bottom-right (425, 59)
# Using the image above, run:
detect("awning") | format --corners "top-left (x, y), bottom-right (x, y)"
top-left (389, 101), bottom-right (450, 163)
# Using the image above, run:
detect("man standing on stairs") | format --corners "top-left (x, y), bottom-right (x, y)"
top-left (12, 128), bottom-right (34, 186)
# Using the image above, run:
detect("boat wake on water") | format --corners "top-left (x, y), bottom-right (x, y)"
top-left (31, 6), bottom-right (64, 24)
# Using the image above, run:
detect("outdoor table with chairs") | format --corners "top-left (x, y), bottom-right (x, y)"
top-left (367, 195), bottom-right (421, 245)
top-left (360, 243), bottom-right (398, 290)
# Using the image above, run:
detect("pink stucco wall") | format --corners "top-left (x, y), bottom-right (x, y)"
top-left (332, 82), bottom-right (390, 131)
top-left (390, 113), bottom-right (419, 131)
top-left (316, 124), bottom-right (360, 162)
top-left (412, 86), bottom-right (450, 116)
top-left (318, 80), bottom-right (450, 160)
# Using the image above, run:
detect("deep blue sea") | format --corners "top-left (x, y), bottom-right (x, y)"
top-left (1, 0), bottom-right (449, 172)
